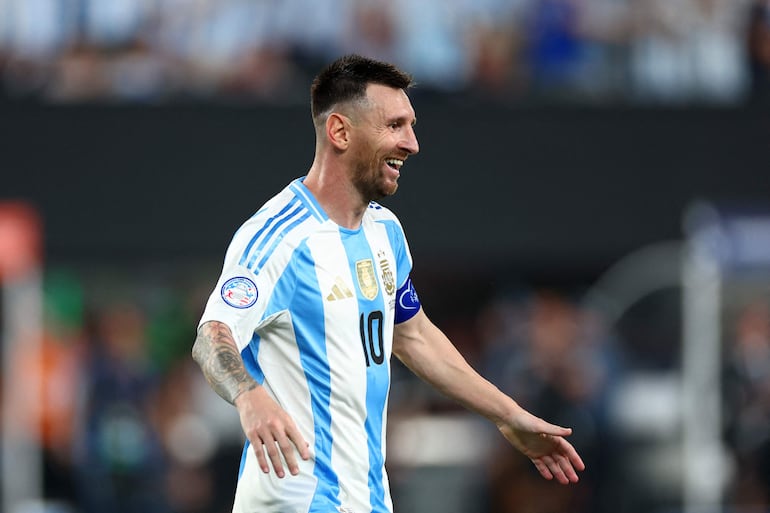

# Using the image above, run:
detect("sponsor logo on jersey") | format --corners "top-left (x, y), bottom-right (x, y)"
top-left (221, 276), bottom-right (258, 308)
top-left (355, 259), bottom-right (379, 300)
top-left (326, 276), bottom-right (354, 301)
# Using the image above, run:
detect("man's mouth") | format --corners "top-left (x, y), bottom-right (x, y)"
top-left (385, 158), bottom-right (404, 171)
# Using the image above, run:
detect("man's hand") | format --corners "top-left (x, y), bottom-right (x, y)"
top-left (235, 386), bottom-right (311, 478)
top-left (393, 310), bottom-right (585, 484)
top-left (192, 321), bottom-right (310, 478)
top-left (497, 409), bottom-right (585, 484)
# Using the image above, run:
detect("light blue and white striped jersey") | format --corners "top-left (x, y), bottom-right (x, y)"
top-left (199, 177), bottom-right (420, 513)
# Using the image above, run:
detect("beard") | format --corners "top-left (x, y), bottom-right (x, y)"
top-left (351, 156), bottom-right (398, 202)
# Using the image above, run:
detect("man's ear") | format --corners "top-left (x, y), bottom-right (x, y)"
top-left (326, 113), bottom-right (350, 150)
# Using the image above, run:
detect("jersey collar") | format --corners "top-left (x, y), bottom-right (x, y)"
top-left (289, 177), bottom-right (329, 222)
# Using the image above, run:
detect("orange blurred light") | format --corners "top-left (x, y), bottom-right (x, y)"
top-left (0, 202), bottom-right (42, 279)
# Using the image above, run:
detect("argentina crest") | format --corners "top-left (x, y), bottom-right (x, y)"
top-left (355, 259), bottom-right (379, 300)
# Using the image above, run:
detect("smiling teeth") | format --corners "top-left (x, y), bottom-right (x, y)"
top-left (385, 159), bottom-right (404, 168)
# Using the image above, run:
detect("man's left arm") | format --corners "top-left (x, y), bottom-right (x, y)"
top-left (392, 308), bottom-right (585, 484)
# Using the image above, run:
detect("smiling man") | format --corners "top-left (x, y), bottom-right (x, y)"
top-left (192, 54), bottom-right (584, 513)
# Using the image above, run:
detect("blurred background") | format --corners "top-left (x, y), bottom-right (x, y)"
top-left (1, 0), bottom-right (770, 512)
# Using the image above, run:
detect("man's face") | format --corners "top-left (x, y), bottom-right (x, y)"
top-left (348, 83), bottom-right (419, 201)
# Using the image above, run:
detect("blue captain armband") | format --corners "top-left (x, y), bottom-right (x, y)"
top-left (395, 277), bottom-right (421, 323)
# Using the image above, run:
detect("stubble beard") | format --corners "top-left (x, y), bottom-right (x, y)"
top-left (352, 159), bottom-right (398, 203)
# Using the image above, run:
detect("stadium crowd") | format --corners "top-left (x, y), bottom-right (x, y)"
top-left (1, 0), bottom-right (770, 105)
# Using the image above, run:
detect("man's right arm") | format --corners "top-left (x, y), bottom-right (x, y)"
top-left (191, 320), bottom-right (310, 477)
top-left (192, 320), bottom-right (257, 404)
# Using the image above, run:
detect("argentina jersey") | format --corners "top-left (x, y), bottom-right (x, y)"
top-left (199, 177), bottom-right (418, 513)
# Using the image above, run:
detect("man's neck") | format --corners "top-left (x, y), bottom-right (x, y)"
top-left (304, 165), bottom-right (367, 230)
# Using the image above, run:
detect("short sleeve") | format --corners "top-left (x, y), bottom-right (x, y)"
top-left (198, 222), bottom-right (273, 350)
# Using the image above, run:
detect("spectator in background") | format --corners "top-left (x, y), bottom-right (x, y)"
top-left (388, 0), bottom-right (476, 92)
top-left (629, 0), bottom-right (749, 104)
top-left (0, 0), bottom-right (75, 98)
top-left (344, 1), bottom-right (398, 66)
top-left (525, 0), bottom-right (589, 100)
top-left (465, 2), bottom-right (529, 99)
top-left (157, 0), bottom-right (292, 100)
top-left (80, 0), bottom-right (147, 49)
top-left (723, 297), bottom-right (770, 511)
top-left (72, 302), bottom-right (168, 513)
top-left (628, 0), bottom-right (700, 102)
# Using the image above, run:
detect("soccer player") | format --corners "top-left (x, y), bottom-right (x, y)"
top-left (192, 54), bottom-right (585, 513)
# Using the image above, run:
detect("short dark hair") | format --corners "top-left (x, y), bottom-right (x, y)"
top-left (310, 54), bottom-right (414, 123)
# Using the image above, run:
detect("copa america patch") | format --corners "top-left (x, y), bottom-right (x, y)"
top-left (221, 276), bottom-right (258, 309)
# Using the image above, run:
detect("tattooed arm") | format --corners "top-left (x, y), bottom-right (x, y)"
top-left (192, 320), bottom-right (257, 404)
top-left (192, 321), bottom-right (310, 477)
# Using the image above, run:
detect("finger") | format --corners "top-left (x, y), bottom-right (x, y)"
top-left (264, 438), bottom-right (286, 478)
top-left (275, 433), bottom-right (300, 476)
top-left (253, 440), bottom-right (271, 474)
top-left (557, 437), bottom-right (585, 473)
top-left (555, 453), bottom-right (580, 483)
top-left (286, 423), bottom-right (311, 461)
top-left (543, 455), bottom-right (569, 484)
top-left (567, 445), bottom-right (586, 472)
top-left (537, 421), bottom-right (572, 438)
top-left (533, 459), bottom-right (554, 480)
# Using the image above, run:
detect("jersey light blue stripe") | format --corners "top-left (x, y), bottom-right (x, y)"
top-left (239, 197), bottom-right (301, 267)
top-left (267, 244), bottom-right (341, 512)
top-left (245, 203), bottom-right (307, 271)
top-left (238, 336), bottom-right (262, 481)
top-left (241, 333), bottom-right (265, 384)
top-left (238, 440), bottom-right (251, 480)
top-left (339, 229), bottom-right (390, 512)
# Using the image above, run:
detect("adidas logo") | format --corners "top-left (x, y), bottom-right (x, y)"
top-left (326, 277), bottom-right (354, 301)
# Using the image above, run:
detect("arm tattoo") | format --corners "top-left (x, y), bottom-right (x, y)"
top-left (192, 321), bottom-right (258, 404)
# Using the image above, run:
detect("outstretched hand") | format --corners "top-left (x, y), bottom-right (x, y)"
top-left (497, 408), bottom-right (585, 484)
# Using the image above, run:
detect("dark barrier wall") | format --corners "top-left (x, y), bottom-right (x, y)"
top-left (2, 102), bottom-right (769, 280)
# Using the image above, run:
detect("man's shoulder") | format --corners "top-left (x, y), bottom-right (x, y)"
top-left (240, 182), bottom-right (316, 231)
top-left (228, 184), bottom-right (320, 257)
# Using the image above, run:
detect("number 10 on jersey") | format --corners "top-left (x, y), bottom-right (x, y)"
top-left (359, 310), bottom-right (385, 366)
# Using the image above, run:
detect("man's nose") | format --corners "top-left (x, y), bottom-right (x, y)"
top-left (401, 126), bottom-right (419, 155)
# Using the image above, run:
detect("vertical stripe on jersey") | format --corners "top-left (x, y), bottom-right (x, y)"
top-left (238, 440), bottom-right (251, 480)
top-left (283, 244), bottom-right (341, 512)
top-left (238, 335), bottom-right (263, 483)
top-left (339, 227), bottom-right (390, 512)
top-left (241, 332), bottom-right (265, 384)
